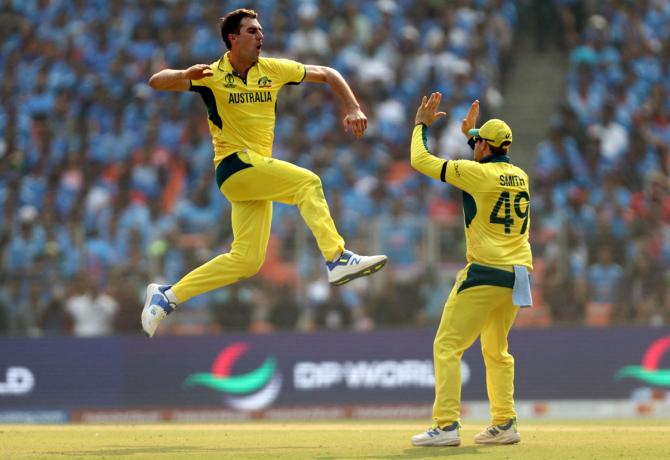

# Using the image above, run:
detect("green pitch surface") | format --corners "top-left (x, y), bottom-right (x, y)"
top-left (2, 419), bottom-right (669, 459)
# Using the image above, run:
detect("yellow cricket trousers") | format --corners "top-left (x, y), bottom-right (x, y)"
top-left (171, 150), bottom-right (345, 303)
top-left (432, 262), bottom-right (519, 427)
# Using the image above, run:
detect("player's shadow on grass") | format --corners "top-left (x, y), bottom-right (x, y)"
top-left (57, 445), bottom-right (318, 457)
top-left (319, 445), bottom-right (483, 459)
top-left (54, 445), bottom-right (213, 457)
top-left (399, 446), bottom-right (483, 458)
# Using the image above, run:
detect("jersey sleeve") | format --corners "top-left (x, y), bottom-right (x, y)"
top-left (443, 159), bottom-right (485, 193)
top-left (410, 123), bottom-right (447, 181)
top-left (268, 58), bottom-right (306, 86)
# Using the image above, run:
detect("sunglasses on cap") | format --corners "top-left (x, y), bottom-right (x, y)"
top-left (473, 136), bottom-right (493, 144)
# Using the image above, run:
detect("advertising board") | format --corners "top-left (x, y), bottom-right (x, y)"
top-left (1, 327), bottom-right (669, 416)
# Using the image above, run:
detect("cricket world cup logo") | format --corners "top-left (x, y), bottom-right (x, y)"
top-left (184, 342), bottom-right (282, 411)
top-left (615, 336), bottom-right (670, 387)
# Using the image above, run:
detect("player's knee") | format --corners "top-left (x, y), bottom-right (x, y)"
top-left (483, 348), bottom-right (514, 366)
top-left (434, 339), bottom-right (456, 357)
top-left (226, 251), bottom-right (265, 279)
top-left (239, 256), bottom-right (265, 278)
top-left (435, 335), bottom-right (470, 362)
top-left (300, 171), bottom-right (323, 192)
top-left (294, 172), bottom-right (324, 205)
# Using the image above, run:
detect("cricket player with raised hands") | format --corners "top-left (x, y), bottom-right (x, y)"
top-left (141, 9), bottom-right (387, 337)
top-left (410, 93), bottom-right (533, 447)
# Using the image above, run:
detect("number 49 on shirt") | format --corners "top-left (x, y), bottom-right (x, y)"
top-left (489, 191), bottom-right (529, 234)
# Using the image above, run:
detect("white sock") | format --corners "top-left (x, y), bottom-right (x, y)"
top-left (165, 288), bottom-right (178, 305)
top-left (331, 251), bottom-right (344, 263)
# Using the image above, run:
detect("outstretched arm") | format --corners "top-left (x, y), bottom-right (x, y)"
top-left (148, 64), bottom-right (214, 91)
top-left (411, 92), bottom-right (448, 181)
top-left (304, 65), bottom-right (367, 138)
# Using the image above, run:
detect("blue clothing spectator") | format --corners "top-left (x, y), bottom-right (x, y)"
top-left (587, 254), bottom-right (624, 304)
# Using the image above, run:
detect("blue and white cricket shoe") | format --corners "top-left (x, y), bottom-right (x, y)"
top-left (474, 417), bottom-right (520, 445)
top-left (326, 250), bottom-right (387, 286)
top-left (411, 422), bottom-right (461, 446)
top-left (141, 283), bottom-right (175, 337)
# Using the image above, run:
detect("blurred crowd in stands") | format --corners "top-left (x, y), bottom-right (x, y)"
top-left (532, 0), bottom-right (670, 327)
top-left (0, 0), bottom-right (667, 337)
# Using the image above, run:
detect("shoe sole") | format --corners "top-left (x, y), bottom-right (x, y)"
top-left (329, 258), bottom-right (387, 286)
top-left (474, 434), bottom-right (521, 445)
top-left (141, 283), bottom-right (161, 337)
top-left (412, 439), bottom-right (461, 447)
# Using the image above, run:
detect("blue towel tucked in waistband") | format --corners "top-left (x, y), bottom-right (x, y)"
top-left (512, 265), bottom-right (533, 308)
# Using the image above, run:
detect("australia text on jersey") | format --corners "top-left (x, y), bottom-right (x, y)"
top-left (228, 91), bottom-right (273, 104)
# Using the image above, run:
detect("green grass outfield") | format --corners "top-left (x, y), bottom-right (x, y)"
top-left (2, 419), bottom-right (669, 459)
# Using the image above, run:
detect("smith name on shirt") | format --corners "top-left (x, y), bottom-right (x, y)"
top-left (499, 174), bottom-right (526, 187)
top-left (229, 91), bottom-right (273, 104)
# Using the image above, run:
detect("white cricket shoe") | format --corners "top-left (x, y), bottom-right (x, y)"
top-left (326, 250), bottom-right (387, 286)
top-left (474, 418), bottom-right (521, 445)
top-left (411, 422), bottom-right (461, 447)
top-left (141, 284), bottom-right (175, 337)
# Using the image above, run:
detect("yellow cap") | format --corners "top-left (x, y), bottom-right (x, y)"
top-left (468, 119), bottom-right (513, 150)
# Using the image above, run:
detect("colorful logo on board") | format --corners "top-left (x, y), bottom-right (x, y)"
top-left (184, 342), bottom-right (282, 411)
top-left (615, 336), bottom-right (670, 387)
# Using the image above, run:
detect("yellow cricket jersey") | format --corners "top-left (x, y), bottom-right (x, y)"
top-left (411, 124), bottom-right (533, 270)
top-left (190, 52), bottom-right (306, 165)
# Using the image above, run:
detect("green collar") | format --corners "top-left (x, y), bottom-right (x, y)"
top-left (480, 154), bottom-right (510, 164)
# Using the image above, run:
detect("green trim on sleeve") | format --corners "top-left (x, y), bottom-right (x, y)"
top-left (286, 64), bottom-right (307, 86)
top-left (420, 123), bottom-right (429, 150)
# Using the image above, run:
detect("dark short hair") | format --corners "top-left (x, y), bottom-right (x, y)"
top-left (220, 8), bottom-right (258, 50)
top-left (489, 143), bottom-right (510, 156)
